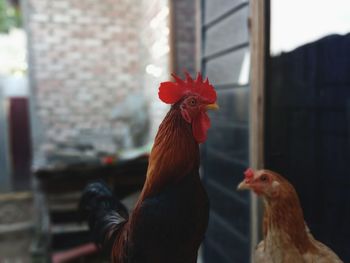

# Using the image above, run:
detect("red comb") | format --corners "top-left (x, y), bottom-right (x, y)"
top-left (158, 71), bottom-right (217, 104)
top-left (244, 168), bottom-right (254, 180)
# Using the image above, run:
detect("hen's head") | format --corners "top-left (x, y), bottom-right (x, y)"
top-left (237, 168), bottom-right (285, 198)
top-left (158, 72), bottom-right (218, 143)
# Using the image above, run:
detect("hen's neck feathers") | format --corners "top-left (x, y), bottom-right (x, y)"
top-left (263, 177), bottom-right (316, 254)
top-left (139, 105), bottom-right (199, 200)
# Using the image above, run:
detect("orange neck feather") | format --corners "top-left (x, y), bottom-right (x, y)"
top-left (112, 106), bottom-right (200, 262)
top-left (263, 178), bottom-right (316, 253)
top-left (138, 105), bottom-right (199, 201)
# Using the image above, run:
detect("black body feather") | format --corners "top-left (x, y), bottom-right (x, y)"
top-left (79, 181), bottom-right (128, 251)
top-left (126, 170), bottom-right (209, 263)
top-left (79, 171), bottom-right (209, 263)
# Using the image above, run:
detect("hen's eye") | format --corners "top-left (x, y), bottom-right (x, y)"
top-left (189, 98), bottom-right (197, 106)
top-left (260, 175), bottom-right (268, 182)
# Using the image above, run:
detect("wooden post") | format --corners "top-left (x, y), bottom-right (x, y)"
top-left (249, 0), bottom-right (266, 260)
top-left (0, 86), bottom-right (11, 192)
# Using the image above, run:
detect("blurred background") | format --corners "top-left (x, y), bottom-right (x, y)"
top-left (0, 0), bottom-right (349, 262)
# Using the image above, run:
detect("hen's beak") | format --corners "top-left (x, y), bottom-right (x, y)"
top-left (237, 180), bottom-right (250, 191)
top-left (206, 103), bottom-right (219, 111)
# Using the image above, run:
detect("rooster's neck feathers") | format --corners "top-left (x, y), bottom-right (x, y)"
top-left (263, 181), bottom-right (316, 254)
top-left (139, 106), bottom-right (199, 200)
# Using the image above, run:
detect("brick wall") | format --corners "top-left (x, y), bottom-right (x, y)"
top-left (25, 0), bottom-right (146, 155)
top-left (24, 0), bottom-right (198, 158)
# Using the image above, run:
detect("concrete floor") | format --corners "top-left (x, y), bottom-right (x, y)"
top-left (0, 190), bottom-right (205, 263)
top-left (0, 192), bottom-right (34, 262)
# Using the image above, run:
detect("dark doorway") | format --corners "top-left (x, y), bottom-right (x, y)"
top-left (8, 97), bottom-right (32, 190)
top-left (266, 1), bottom-right (350, 260)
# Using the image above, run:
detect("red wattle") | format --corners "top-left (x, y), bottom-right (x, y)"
top-left (192, 111), bottom-right (211, 143)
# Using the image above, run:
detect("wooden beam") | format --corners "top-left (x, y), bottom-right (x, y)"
top-left (249, 0), bottom-right (266, 260)
top-left (0, 191), bottom-right (32, 202)
top-left (195, 0), bottom-right (202, 72)
top-left (168, 0), bottom-right (177, 75)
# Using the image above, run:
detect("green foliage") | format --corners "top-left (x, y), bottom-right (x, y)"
top-left (0, 0), bottom-right (8, 32)
top-left (0, 0), bottom-right (22, 33)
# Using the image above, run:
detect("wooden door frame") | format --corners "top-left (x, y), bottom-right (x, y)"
top-left (196, 0), bottom-right (268, 260)
top-left (249, 0), bottom-right (268, 259)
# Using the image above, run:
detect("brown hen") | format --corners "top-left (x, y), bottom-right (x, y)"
top-left (238, 168), bottom-right (343, 263)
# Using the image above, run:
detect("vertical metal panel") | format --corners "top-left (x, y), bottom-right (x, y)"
top-left (205, 47), bottom-right (249, 85)
top-left (204, 0), bottom-right (248, 25)
top-left (204, 6), bottom-right (249, 57)
top-left (200, 1), bottom-right (252, 262)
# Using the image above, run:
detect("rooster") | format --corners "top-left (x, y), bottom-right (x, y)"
top-left (80, 72), bottom-right (218, 263)
top-left (237, 168), bottom-right (343, 263)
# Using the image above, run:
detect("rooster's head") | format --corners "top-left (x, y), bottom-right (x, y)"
top-left (158, 72), bottom-right (218, 143)
top-left (237, 168), bottom-right (283, 198)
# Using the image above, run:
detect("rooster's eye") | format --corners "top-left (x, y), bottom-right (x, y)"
top-left (189, 98), bottom-right (197, 106)
top-left (260, 175), bottom-right (268, 182)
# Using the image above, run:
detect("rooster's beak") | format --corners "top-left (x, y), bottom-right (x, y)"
top-left (206, 103), bottom-right (219, 111)
top-left (237, 180), bottom-right (250, 191)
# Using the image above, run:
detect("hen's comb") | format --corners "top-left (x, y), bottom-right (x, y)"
top-left (158, 71), bottom-right (217, 104)
top-left (244, 168), bottom-right (254, 180)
